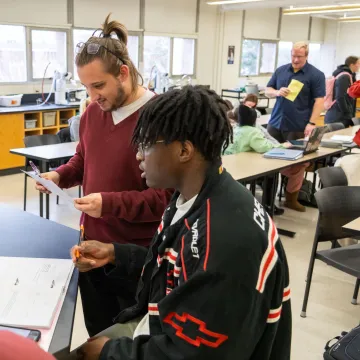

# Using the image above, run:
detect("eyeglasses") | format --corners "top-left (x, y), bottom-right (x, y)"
top-left (138, 140), bottom-right (165, 154)
top-left (75, 42), bottom-right (125, 64)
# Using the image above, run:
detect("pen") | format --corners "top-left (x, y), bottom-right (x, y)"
top-left (75, 224), bottom-right (85, 262)
top-left (29, 160), bottom-right (41, 176)
top-left (51, 280), bottom-right (55, 288)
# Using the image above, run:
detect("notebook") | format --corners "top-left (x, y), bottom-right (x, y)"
top-left (263, 149), bottom-right (304, 160)
top-left (330, 135), bottom-right (354, 144)
top-left (0, 257), bottom-right (74, 329)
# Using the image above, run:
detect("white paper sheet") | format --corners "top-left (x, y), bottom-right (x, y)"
top-left (0, 258), bottom-right (74, 329)
top-left (35, 266), bottom-right (75, 351)
top-left (21, 170), bottom-right (75, 205)
top-left (330, 135), bottom-right (354, 143)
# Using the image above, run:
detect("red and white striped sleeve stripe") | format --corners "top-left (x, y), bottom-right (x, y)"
top-left (173, 265), bottom-right (181, 278)
top-left (283, 285), bottom-right (291, 302)
top-left (148, 303), bottom-right (159, 316)
top-left (267, 305), bottom-right (282, 324)
top-left (256, 215), bottom-right (279, 294)
top-left (157, 220), bottom-right (164, 234)
top-left (158, 248), bottom-right (178, 267)
top-left (266, 285), bottom-right (291, 323)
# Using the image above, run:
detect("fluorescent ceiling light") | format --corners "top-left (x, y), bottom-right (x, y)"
top-left (207, 0), bottom-right (264, 5)
top-left (283, 4), bottom-right (360, 15)
top-left (338, 15), bottom-right (360, 20)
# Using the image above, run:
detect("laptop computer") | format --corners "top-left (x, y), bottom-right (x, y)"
top-left (288, 126), bottom-right (327, 155)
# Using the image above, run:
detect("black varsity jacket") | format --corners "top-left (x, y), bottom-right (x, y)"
top-left (100, 162), bottom-right (292, 360)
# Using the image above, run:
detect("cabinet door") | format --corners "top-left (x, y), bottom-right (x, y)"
top-left (0, 114), bottom-right (25, 170)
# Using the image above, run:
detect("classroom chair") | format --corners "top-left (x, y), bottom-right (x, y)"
top-left (301, 186), bottom-right (360, 318)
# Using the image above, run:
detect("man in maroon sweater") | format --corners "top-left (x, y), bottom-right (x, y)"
top-left (35, 15), bottom-right (172, 336)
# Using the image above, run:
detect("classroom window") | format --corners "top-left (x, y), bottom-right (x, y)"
top-left (277, 41), bottom-right (292, 67)
top-left (143, 36), bottom-right (171, 80)
top-left (0, 25), bottom-right (27, 82)
top-left (128, 36), bottom-right (139, 68)
top-left (240, 39), bottom-right (277, 76)
top-left (308, 43), bottom-right (322, 70)
top-left (172, 38), bottom-right (195, 76)
top-left (31, 29), bottom-right (67, 79)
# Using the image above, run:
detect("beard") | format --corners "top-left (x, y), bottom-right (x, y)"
top-left (105, 81), bottom-right (127, 112)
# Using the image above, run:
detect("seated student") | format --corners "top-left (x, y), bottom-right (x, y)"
top-left (68, 86), bottom-right (291, 360)
top-left (0, 331), bottom-right (55, 360)
top-left (243, 93), bottom-right (261, 118)
top-left (225, 105), bottom-right (307, 212)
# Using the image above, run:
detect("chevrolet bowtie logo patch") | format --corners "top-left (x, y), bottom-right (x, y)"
top-left (163, 312), bottom-right (228, 348)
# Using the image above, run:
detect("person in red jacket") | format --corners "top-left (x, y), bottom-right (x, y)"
top-left (35, 15), bottom-right (172, 337)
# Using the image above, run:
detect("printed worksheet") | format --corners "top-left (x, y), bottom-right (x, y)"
top-left (0, 257), bottom-right (74, 328)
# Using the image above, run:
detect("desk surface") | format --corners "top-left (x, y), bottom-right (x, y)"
top-left (223, 126), bottom-right (360, 181)
top-left (257, 114), bottom-right (270, 126)
top-left (10, 142), bottom-right (78, 162)
top-left (323, 125), bottom-right (360, 139)
top-left (343, 217), bottom-right (360, 235)
top-left (0, 103), bottom-right (80, 115)
top-left (0, 205), bottom-right (79, 356)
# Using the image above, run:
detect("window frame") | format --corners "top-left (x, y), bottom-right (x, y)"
top-left (28, 26), bottom-right (70, 81)
top-left (276, 40), bottom-right (293, 68)
top-left (0, 23), bottom-right (197, 84)
top-left (171, 37), bottom-right (197, 78)
top-left (143, 34), bottom-right (197, 79)
top-left (0, 23), bottom-right (28, 84)
top-left (239, 38), bottom-right (278, 77)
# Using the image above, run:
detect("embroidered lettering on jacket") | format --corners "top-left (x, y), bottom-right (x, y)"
top-left (191, 220), bottom-right (200, 259)
top-left (254, 198), bottom-right (265, 231)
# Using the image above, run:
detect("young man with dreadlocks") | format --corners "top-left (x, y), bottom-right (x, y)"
top-left (69, 85), bottom-right (292, 360)
top-left (35, 15), bottom-right (172, 337)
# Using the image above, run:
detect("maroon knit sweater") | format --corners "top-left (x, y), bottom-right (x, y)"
top-left (56, 102), bottom-right (173, 246)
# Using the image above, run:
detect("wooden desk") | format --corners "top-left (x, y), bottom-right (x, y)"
top-left (322, 125), bottom-right (360, 140)
top-left (256, 114), bottom-right (270, 127)
top-left (223, 126), bottom-right (360, 182)
top-left (10, 142), bottom-right (78, 219)
top-left (10, 142), bottom-right (78, 162)
top-left (223, 146), bottom-right (346, 182)
top-left (0, 204), bottom-right (78, 357)
top-left (343, 217), bottom-right (360, 236)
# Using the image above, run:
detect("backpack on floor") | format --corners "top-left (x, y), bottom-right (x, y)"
top-left (324, 324), bottom-right (360, 360)
top-left (297, 179), bottom-right (317, 207)
top-left (324, 72), bottom-right (353, 111)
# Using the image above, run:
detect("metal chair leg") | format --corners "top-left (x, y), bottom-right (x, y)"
top-left (352, 279), bottom-right (360, 305)
top-left (278, 175), bottom-right (285, 202)
top-left (24, 173), bottom-right (27, 211)
top-left (250, 181), bottom-right (256, 196)
top-left (301, 235), bottom-right (319, 318)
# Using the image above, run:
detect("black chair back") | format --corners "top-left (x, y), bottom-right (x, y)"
top-left (23, 134), bottom-right (60, 148)
top-left (315, 186), bottom-right (360, 242)
top-left (318, 167), bottom-right (348, 188)
top-left (325, 123), bottom-right (345, 132)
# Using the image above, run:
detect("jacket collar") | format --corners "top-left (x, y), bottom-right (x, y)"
top-left (163, 160), bottom-right (226, 228)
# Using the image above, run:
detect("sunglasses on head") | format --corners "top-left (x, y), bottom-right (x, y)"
top-left (75, 42), bottom-right (125, 64)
